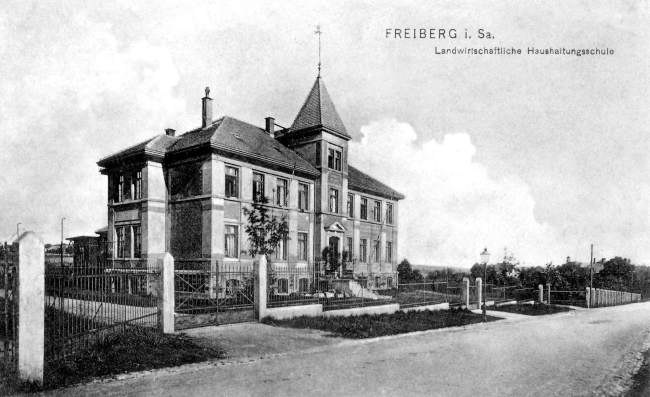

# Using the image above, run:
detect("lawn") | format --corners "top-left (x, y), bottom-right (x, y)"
top-left (261, 308), bottom-right (501, 339)
top-left (1, 329), bottom-right (226, 393)
top-left (487, 303), bottom-right (573, 316)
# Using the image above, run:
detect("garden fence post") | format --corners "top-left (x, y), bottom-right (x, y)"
top-left (462, 277), bottom-right (470, 308)
top-left (254, 255), bottom-right (267, 320)
top-left (16, 232), bottom-right (44, 386)
top-left (586, 287), bottom-right (590, 308)
top-left (158, 252), bottom-right (175, 334)
top-left (546, 283), bottom-right (551, 305)
top-left (476, 278), bottom-right (482, 309)
top-left (538, 284), bottom-right (543, 303)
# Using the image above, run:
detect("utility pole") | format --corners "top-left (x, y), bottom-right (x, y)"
top-left (61, 218), bottom-right (65, 268)
top-left (16, 223), bottom-right (20, 238)
top-left (590, 244), bottom-right (593, 308)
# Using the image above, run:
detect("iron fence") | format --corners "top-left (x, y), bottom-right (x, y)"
top-left (174, 260), bottom-right (255, 330)
top-left (0, 243), bottom-right (16, 365)
top-left (385, 281), bottom-right (455, 308)
top-left (549, 290), bottom-right (587, 307)
top-left (44, 258), bottom-right (161, 363)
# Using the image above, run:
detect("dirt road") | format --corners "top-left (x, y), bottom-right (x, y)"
top-left (41, 302), bottom-right (650, 397)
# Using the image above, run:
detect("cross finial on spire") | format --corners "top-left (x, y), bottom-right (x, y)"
top-left (314, 24), bottom-right (322, 77)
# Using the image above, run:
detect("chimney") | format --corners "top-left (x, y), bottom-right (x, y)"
top-left (566, 256), bottom-right (570, 263)
top-left (165, 128), bottom-right (176, 137)
top-left (202, 87), bottom-right (212, 128)
top-left (265, 117), bottom-right (275, 138)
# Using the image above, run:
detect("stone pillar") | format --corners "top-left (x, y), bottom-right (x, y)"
top-left (462, 277), bottom-right (470, 308)
top-left (586, 287), bottom-right (591, 308)
top-left (16, 232), bottom-right (44, 386)
top-left (157, 253), bottom-right (175, 334)
top-left (538, 284), bottom-right (544, 303)
top-left (254, 255), bottom-right (267, 320)
top-left (476, 278), bottom-right (483, 309)
top-left (546, 284), bottom-right (551, 305)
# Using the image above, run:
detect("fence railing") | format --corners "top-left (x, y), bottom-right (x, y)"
top-left (386, 281), bottom-right (462, 308)
top-left (548, 290), bottom-right (588, 307)
top-left (0, 243), bottom-right (16, 365)
top-left (44, 259), bottom-right (161, 363)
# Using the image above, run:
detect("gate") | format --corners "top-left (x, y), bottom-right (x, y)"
top-left (174, 260), bottom-right (255, 330)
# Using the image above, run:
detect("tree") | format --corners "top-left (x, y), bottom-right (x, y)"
top-left (397, 259), bottom-right (424, 284)
top-left (242, 195), bottom-right (290, 259)
top-left (321, 247), bottom-right (352, 275)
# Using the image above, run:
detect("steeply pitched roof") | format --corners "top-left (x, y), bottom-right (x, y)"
top-left (348, 165), bottom-right (405, 200)
top-left (281, 77), bottom-right (350, 139)
top-left (169, 116), bottom-right (319, 176)
top-left (97, 135), bottom-right (179, 166)
top-left (98, 116), bottom-right (319, 177)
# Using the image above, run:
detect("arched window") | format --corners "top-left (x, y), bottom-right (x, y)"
top-left (298, 278), bottom-right (309, 292)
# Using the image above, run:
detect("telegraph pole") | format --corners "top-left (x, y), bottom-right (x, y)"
top-left (61, 218), bottom-right (65, 268)
top-left (590, 244), bottom-right (593, 308)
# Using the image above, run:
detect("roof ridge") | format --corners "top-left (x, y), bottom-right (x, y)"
top-left (98, 136), bottom-right (157, 162)
top-left (181, 116), bottom-right (226, 136)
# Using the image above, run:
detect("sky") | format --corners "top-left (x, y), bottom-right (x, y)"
top-left (1, 1), bottom-right (648, 268)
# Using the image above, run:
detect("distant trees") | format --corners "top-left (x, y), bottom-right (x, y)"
top-left (397, 259), bottom-right (424, 284)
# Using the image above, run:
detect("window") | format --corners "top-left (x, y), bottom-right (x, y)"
top-left (278, 279), bottom-right (289, 294)
top-left (374, 240), bottom-right (380, 263)
top-left (347, 237), bottom-right (353, 259)
top-left (225, 167), bottom-right (239, 198)
top-left (133, 171), bottom-right (142, 200)
top-left (386, 242), bottom-right (393, 263)
top-left (347, 194), bottom-right (354, 218)
top-left (298, 183), bottom-right (309, 211)
top-left (116, 226), bottom-right (133, 258)
top-left (276, 178), bottom-right (288, 207)
top-left (359, 239), bottom-right (367, 262)
top-left (329, 188), bottom-right (339, 213)
top-left (224, 225), bottom-right (239, 258)
top-left (133, 226), bottom-right (141, 258)
top-left (360, 198), bottom-right (368, 220)
top-left (387, 277), bottom-right (393, 288)
top-left (275, 237), bottom-right (287, 261)
top-left (298, 232), bottom-right (308, 261)
top-left (116, 227), bottom-right (125, 258)
top-left (253, 173), bottom-right (264, 201)
top-left (373, 201), bottom-right (382, 222)
top-left (123, 174), bottom-right (132, 201)
top-left (298, 278), bottom-right (309, 292)
top-left (386, 203), bottom-right (394, 225)
top-left (327, 147), bottom-right (342, 171)
top-left (118, 175), bottom-right (124, 202)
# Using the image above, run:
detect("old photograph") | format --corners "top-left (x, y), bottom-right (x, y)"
top-left (0, 1), bottom-right (649, 395)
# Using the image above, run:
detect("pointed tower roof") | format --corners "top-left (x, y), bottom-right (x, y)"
top-left (284, 77), bottom-right (350, 140)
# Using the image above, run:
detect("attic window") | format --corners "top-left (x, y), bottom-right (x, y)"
top-left (273, 146), bottom-right (282, 153)
top-left (229, 132), bottom-right (243, 140)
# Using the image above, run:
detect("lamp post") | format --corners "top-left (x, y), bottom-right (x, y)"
top-left (480, 248), bottom-right (490, 322)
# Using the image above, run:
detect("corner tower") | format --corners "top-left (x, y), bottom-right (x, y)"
top-left (276, 76), bottom-right (351, 263)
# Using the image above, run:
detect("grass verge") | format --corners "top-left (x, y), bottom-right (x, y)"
top-left (261, 307), bottom-right (501, 339)
top-left (1, 329), bottom-right (226, 394)
top-left (626, 348), bottom-right (650, 397)
top-left (487, 303), bottom-right (573, 316)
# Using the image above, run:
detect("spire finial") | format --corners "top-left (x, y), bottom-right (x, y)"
top-left (205, 87), bottom-right (210, 97)
top-left (314, 24), bottom-right (322, 77)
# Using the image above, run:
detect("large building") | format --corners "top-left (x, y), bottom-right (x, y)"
top-left (97, 76), bottom-right (404, 293)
